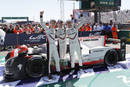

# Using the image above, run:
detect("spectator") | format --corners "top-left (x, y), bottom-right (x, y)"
top-left (97, 23), bottom-right (103, 31)
top-left (93, 23), bottom-right (98, 31)
top-left (34, 24), bottom-right (41, 33)
top-left (6, 24), bottom-right (14, 33)
top-left (29, 24), bottom-right (34, 33)
top-left (13, 25), bottom-right (23, 34)
top-left (85, 23), bottom-right (92, 31)
top-left (103, 23), bottom-right (112, 38)
top-left (25, 25), bottom-right (32, 34)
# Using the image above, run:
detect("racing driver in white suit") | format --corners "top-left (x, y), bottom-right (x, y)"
top-left (40, 11), bottom-right (60, 79)
top-left (66, 16), bottom-right (85, 72)
top-left (56, 20), bottom-right (67, 59)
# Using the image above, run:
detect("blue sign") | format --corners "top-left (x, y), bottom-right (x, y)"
top-left (1, 31), bottom-right (102, 46)
top-left (1, 33), bottom-right (46, 46)
top-left (18, 33), bottom-right (46, 45)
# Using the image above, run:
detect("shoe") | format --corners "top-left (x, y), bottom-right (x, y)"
top-left (70, 70), bottom-right (75, 75)
top-left (43, 74), bottom-right (55, 82)
top-left (78, 69), bottom-right (84, 74)
top-left (48, 74), bottom-right (53, 79)
top-left (57, 72), bottom-right (64, 77)
top-left (70, 70), bottom-right (78, 75)
top-left (77, 69), bottom-right (85, 78)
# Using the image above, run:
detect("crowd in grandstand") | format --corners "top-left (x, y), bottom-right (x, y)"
top-left (0, 22), bottom-right (116, 32)
top-left (0, 23), bottom-right (43, 34)
top-left (0, 20), bottom-right (118, 39)
top-left (79, 22), bottom-right (118, 38)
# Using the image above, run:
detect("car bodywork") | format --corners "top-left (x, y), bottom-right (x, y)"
top-left (4, 36), bottom-right (126, 81)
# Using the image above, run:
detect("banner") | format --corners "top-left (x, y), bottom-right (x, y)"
top-left (1, 33), bottom-right (46, 46)
top-left (18, 33), bottom-right (46, 45)
top-left (1, 31), bottom-right (103, 46)
top-left (4, 34), bottom-right (17, 46)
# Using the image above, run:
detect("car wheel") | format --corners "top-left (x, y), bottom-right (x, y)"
top-left (104, 49), bottom-right (118, 66)
top-left (4, 57), bottom-right (27, 80)
top-left (25, 56), bottom-right (47, 78)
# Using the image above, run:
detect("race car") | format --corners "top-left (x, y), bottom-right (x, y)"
top-left (4, 36), bottom-right (126, 81)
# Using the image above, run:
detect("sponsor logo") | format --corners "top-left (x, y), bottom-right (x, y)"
top-left (29, 35), bottom-right (45, 40)
top-left (79, 36), bottom-right (100, 41)
top-left (93, 50), bottom-right (104, 53)
top-left (83, 39), bottom-right (98, 41)
top-left (25, 34), bottom-right (46, 43)
top-left (17, 64), bottom-right (23, 71)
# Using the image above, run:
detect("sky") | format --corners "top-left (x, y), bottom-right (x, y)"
top-left (0, 0), bottom-right (129, 22)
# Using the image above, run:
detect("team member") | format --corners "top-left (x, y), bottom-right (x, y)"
top-left (56, 20), bottom-right (67, 59)
top-left (66, 16), bottom-right (85, 71)
top-left (40, 11), bottom-right (60, 78)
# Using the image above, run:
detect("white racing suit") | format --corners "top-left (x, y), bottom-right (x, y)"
top-left (66, 18), bottom-right (85, 68)
top-left (56, 28), bottom-right (66, 59)
top-left (40, 18), bottom-right (60, 73)
top-left (0, 29), bottom-right (6, 45)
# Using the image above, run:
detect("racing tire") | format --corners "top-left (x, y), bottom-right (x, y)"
top-left (25, 56), bottom-right (47, 78)
top-left (104, 49), bottom-right (118, 66)
top-left (4, 57), bottom-right (28, 81)
top-left (4, 58), bottom-right (16, 81)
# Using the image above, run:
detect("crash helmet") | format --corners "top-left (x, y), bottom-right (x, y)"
top-left (17, 45), bottom-right (28, 56)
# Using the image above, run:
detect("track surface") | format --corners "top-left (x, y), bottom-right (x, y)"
top-left (0, 44), bottom-right (129, 87)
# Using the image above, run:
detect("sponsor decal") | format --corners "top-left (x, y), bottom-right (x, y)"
top-left (83, 39), bottom-right (98, 41)
top-left (79, 36), bottom-right (101, 41)
top-left (93, 50), bottom-right (104, 53)
top-left (25, 35), bottom-right (46, 43)
top-left (17, 64), bottom-right (23, 71)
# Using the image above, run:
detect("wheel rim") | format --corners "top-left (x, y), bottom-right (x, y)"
top-left (105, 51), bottom-right (118, 66)
top-left (26, 57), bottom-right (45, 78)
